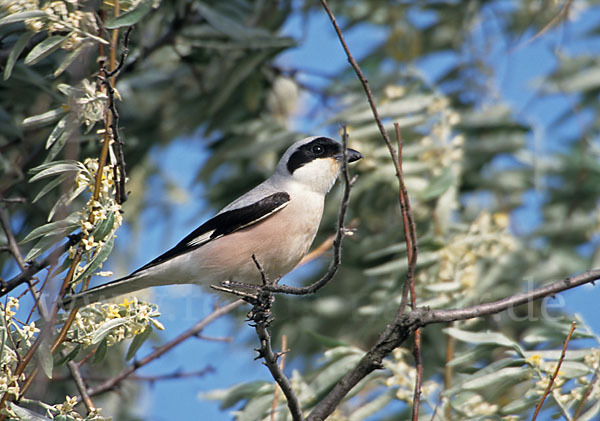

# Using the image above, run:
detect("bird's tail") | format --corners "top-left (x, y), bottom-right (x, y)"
top-left (61, 272), bottom-right (153, 310)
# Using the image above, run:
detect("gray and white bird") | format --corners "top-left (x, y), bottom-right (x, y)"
top-left (63, 136), bottom-right (362, 308)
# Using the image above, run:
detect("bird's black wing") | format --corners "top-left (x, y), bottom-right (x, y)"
top-left (131, 192), bottom-right (290, 274)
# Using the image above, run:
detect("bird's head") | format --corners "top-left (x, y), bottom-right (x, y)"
top-left (275, 136), bottom-right (362, 194)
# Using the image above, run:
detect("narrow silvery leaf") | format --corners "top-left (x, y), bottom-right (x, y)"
top-left (24, 35), bottom-right (67, 66)
top-left (21, 211), bottom-right (80, 243)
top-left (91, 318), bottom-right (127, 345)
top-left (22, 107), bottom-right (66, 129)
top-left (126, 325), bottom-right (153, 360)
top-left (45, 117), bottom-right (66, 149)
top-left (4, 31), bottom-right (34, 80)
top-left (105, 0), bottom-right (153, 28)
top-left (29, 160), bottom-right (83, 182)
top-left (0, 10), bottom-right (46, 25)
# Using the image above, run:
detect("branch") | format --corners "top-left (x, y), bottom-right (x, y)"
top-left (264, 127), bottom-right (356, 295)
top-left (66, 360), bottom-right (95, 413)
top-left (87, 300), bottom-right (243, 396)
top-left (0, 237), bottom-right (77, 298)
top-left (531, 320), bottom-right (576, 420)
top-left (306, 269), bottom-right (600, 420)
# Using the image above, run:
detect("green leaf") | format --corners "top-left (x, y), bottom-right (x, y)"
top-left (105, 0), bottom-right (153, 29)
top-left (348, 389), bottom-right (395, 421)
top-left (53, 43), bottom-right (88, 78)
top-left (44, 129), bottom-right (69, 163)
top-left (206, 381), bottom-right (271, 409)
top-left (55, 344), bottom-right (82, 366)
top-left (92, 212), bottom-right (115, 242)
top-left (24, 234), bottom-right (59, 262)
top-left (305, 330), bottom-right (348, 349)
top-left (0, 10), bottom-right (46, 25)
top-left (91, 317), bottom-right (127, 345)
top-left (37, 342), bottom-right (53, 379)
top-left (461, 366), bottom-right (528, 390)
top-left (93, 338), bottom-right (108, 363)
top-left (444, 357), bottom-right (527, 396)
top-left (126, 325), bottom-right (152, 360)
top-left (209, 50), bottom-right (270, 115)
top-left (9, 403), bottom-right (53, 421)
top-left (21, 212), bottom-right (80, 243)
top-left (29, 160), bottom-right (83, 182)
top-left (73, 236), bottom-right (114, 283)
top-left (195, 2), bottom-right (269, 40)
top-left (444, 327), bottom-right (522, 351)
top-left (418, 167), bottom-right (454, 201)
top-left (22, 107), bottom-right (67, 129)
top-left (24, 35), bottom-right (67, 66)
top-left (32, 173), bottom-right (67, 203)
top-left (501, 395), bottom-right (540, 414)
top-left (45, 116), bottom-right (67, 149)
top-left (310, 352), bottom-right (363, 397)
top-left (4, 31), bottom-right (34, 80)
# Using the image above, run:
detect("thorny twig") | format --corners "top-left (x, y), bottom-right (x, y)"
top-left (99, 26), bottom-right (132, 205)
top-left (264, 126), bottom-right (357, 295)
top-left (245, 257), bottom-right (302, 421)
top-left (531, 321), bottom-right (576, 420)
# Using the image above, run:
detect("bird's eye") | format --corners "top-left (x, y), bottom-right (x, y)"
top-left (312, 144), bottom-right (324, 155)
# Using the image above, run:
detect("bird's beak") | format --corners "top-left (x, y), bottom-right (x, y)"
top-left (335, 148), bottom-right (362, 163)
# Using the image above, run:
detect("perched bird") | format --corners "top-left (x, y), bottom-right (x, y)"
top-left (63, 136), bottom-right (362, 308)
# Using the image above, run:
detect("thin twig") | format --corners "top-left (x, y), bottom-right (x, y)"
top-left (99, 26), bottom-right (132, 205)
top-left (1, 237), bottom-right (78, 298)
top-left (531, 321), bottom-right (576, 421)
top-left (270, 335), bottom-right (288, 421)
top-left (392, 125), bottom-right (422, 420)
top-left (510, 0), bottom-right (574, 53)
top-left (52, 367), bottom-right (215, 383)
top-left (66, 360), bottom-right (95, 413)
top-left (264, 126), bottom-right (356, 295)
top-left (573, 363), bottom-right (599, 419)
top-left (87, 300), bottom-right (243, 396)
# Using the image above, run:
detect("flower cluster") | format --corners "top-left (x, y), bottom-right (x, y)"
top-left (75, 79), bottom-right (108, 130)
top-left (68, 298), bottom-right (163, 348)
top-left (418, 211), bottom-right (517, 305)
top-left (457, 393), bottom-right (499, 417)
top-left (3, 0), bottom-right (99, 51)
top-left (385, 348), bottom-right (439, 403)
top-left (70, 157), bottom-right (123, 280)
top-left (420, 98), bottom-right (463, 177)
top-left (0, 298), bottom-right (39, 401)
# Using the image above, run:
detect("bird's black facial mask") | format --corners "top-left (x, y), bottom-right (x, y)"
top-left (286, 137), bottom-right (342, 174)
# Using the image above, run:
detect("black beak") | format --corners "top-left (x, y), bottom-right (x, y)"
top-left (346, 148), bottom-right (362, 163)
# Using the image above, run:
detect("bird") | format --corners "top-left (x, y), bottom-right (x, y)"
top-left (63, 136), bottom-right (362, 308)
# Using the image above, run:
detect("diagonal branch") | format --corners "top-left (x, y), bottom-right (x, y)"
top-left (306, 269), bottom-right (600, 421)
